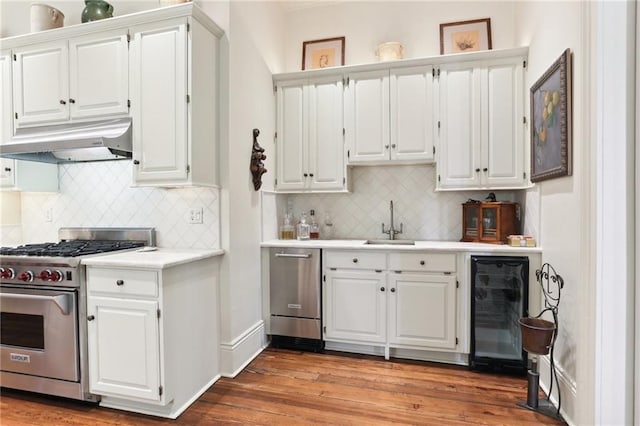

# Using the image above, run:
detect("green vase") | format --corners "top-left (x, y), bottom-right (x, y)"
top-left (81, 0), bottom-right (113, 23)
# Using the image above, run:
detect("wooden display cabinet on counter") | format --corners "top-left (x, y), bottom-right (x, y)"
top-left (462, 202), bottom-right (519, 244)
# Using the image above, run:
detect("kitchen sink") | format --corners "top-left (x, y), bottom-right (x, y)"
top-left (365, 239), bottom-right (415, 245)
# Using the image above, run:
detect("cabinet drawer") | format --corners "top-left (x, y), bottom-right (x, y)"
top-left (324, 251), bottom-right (387, 270)
top-left (88, 267), bottom-right (158, 297)
top-left (388, 252), bottom-right (456, 273)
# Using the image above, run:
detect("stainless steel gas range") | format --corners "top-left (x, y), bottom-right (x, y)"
top-left (0, 227), bottom-right (155, 401)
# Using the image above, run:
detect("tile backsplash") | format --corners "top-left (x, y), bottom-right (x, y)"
top-left (281, 164), bottom-right (520, 241)
top-left (16, 161), bottom-right (220, 248)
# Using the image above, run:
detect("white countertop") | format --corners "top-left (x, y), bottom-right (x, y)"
top-left (261, 239), bottom-right (542, 253)
top-left (82, 248), bottom-right (225, 269)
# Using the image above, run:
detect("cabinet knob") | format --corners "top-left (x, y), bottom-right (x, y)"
top-left (380, 287), bottom-right (385, 292)
top-left (475, 168), bottom-right (480, 173)
top-left (385, 145), bottom-right (390, 149)
top-left (390, 288), bottom-right (396, 293)
top-left (352, 258), bottom-right (358, 263)
top-left (483, 168), bottom-right (488, 172)
top-left (59, 99), bottom-right (66, 105)
top-left (4, 167), bottom-right (11, 172)
top-left (420, 260), bottom-right (425, 266)
top-left (303, 173), bottom-right (308, 177)
top-left (116, 279), bottom-right (124, 286)
top-left (309, 173), bottom-right (314, 177)
top-left (391, 144), bottom-right (396, 149)
top-left (133, 160), bottom-right (140, 165)
top-left (69, 98), bottom-right (76, 104)
top-left (87, 315), bottom-right (95, 321)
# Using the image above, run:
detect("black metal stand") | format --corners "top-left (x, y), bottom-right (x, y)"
top-left (517, 263), bottom-right (564, 421)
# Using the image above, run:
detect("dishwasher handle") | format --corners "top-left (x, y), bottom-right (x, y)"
top-left (275, 253), bottom-right (312, 259)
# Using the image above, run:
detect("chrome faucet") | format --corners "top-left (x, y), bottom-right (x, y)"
top-left (382, 200), bottom-right (403, 240)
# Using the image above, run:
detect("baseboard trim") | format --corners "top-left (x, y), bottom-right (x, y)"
top-left (538, 355), bottom-right (577, 426)
top-left (219, 320), bottom-right (267, 377)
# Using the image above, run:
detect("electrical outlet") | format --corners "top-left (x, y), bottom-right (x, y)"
top-left (188, 208), bottom-right (203, 224)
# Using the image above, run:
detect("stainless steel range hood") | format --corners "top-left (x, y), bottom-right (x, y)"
top-left (0, 118), bottom-right (133, 164)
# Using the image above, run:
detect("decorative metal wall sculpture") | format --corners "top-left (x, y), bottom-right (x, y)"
top-left (250, 128), bottom-right (267, 191)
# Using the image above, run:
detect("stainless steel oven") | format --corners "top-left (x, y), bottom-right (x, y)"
top-left (1, 286), bottom-right (79, 382)
top-left (0, 227), bottom-right (155, 401)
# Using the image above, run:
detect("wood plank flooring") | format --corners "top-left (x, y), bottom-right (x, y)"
top-left (0, 347), bottom-right (565, 425)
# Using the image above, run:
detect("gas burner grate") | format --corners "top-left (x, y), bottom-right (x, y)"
top-left (0, 240), bottom-right (146, 257)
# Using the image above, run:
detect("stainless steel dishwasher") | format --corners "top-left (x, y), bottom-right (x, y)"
top-left (269, 247), bottom-right (323, 351)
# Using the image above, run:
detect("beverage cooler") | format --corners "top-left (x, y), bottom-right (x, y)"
top-left (470, 256), bottom-right (528, 375)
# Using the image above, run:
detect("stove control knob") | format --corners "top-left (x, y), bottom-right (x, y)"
top-left (38, 270), bottom-right (52, 281)
top-left (50, 270), bottom-right (64, 282)
top-left (18, 271), bottom-right (34, 282)
top-left (0, 267), bottom-right (16, 279)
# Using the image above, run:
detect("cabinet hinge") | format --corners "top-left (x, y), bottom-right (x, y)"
top-left (323, 326), bottom-right (326, 333)
top-left (455, 337), bottom-right (459, 345)
top-left (523, 116), bottom-right (527, 124)
top-left (274, 131), bottom-right (277, 142)
top-left (432, 68), bottom-right (435, 78)
top-left (437, 68), bottom-right (441, 77)
top-left (523, 60), bottom-right (527, 68)
top-left (187, 23), bottom-right (190, 32)
top-left (437, 121), bottom-right (441, 129)
top-left (127, 99), bottom-right (131, 109)
top-left (186, 94), bottom-right (191, 103)
top-left (342, 128), bottom-right (345, 136)
top-left (159, 386), bottom-right (163, 396)
top-left (343, 177), bottom-right (345, 185)
top-left (14, 112), bottom-right (18, 119)
top-left (456, 280), bottom-right (459, 288)
top-left (275, 178), bottom-right (278, 185)
top-left (523, 172), bottom-right (527, 179)
top-left (273, 85), bottom-right (277, 93)
top-left (13, 54), bottom-right (16, 61)
top-left (186, 165), bottom-right (191, 174)
top-left (438, 175), bottom-right (441, 182)
top-left (346, 76), bottom-right (350, 86)
top-left (433, 146), bottom-right (436, 155)
top-left (157, 309), bottom-right (161, 319)
top-left (127, 32), bottom-right (131, 43)
top-left (323, 274), bottom-right (326, 282)
top-left (347, 150), bottom-right (350, 159)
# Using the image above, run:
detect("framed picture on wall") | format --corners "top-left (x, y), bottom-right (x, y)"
top-left (439, 18), bottom-right (492, 55)
top-left (530, 48), bottom-right (573, 183)
top-left (302, 36), bottom-right (345, 70)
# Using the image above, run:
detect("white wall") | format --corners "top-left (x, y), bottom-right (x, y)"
top-left (283, 1), bottom-right (518, 72)
top-left (213, 0), bottom-right (283, 375)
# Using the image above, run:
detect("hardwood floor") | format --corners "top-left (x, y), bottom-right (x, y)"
top-left (0, 347), bottom-right (564, 425)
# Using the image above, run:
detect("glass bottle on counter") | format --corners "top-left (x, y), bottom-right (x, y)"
top-left (296, 212), bottom-right (310, 240)
top-left (309, 210), bottom-right (320, 239)
top-left (280, 212), bottom-right (295, 240)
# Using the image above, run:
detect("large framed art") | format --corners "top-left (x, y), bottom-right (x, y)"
top-left (530, 48), bottom-right (572, 182)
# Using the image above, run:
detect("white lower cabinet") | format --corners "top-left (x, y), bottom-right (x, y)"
top-left (85, 255), bottom-right (219, 419)
top-left (323, 250), bottom-right (459, 358)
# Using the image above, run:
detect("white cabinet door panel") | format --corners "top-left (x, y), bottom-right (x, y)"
top-left (88, 296), bottom-right (161, 402)
top-left (276, 80), bottom-right (306, 191)
top-left (390, 66), bottom-right (434, 162)
top-left (131, 20), bottom-right (188, 183)
top-left (308, 76), bottom-right (344, 190)
top-left (485, 61), bottom-right (524, 186)
top-left (388, 273), bottom-right (456, 349)
top-left (69, 30), bottom-right (129, 119)
top-left (324, 271), bottom-right (386, 344)
top-left (13, 41), bottom-right (68, 126)
top-left (346, 70), bottom-right (389, 163)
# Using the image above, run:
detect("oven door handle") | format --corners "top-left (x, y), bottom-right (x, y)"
top-left (275, 253), bottom-right (312, 259)
top-left (0, 293), bottom-right (71, 315)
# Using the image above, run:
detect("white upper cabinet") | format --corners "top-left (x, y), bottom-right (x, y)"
top-left (344, 69), bottom-right (390, 163)
top-left (12, 29), bottom-right (129, 128)
top-left (1, 50), bottom-right (13, 148)
top-left (130, 16), bottom-right (221, 187)
top-left (275, 74), bottom-right (346, 192)
top-left (437, 56), bottom-right (526, 190)
top-left (345, 66), bottom-right (435, 164)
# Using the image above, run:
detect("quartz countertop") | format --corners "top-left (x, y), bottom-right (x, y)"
top-left (81, 248), bottom-right (225, 269)
top-left (261, 239), bottom-right (542, 253)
